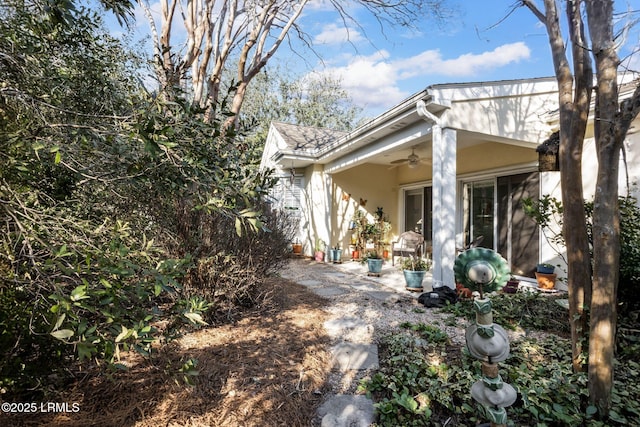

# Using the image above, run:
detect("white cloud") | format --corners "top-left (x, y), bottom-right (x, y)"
top-left (313, 23), bottom-right (364, 45)
top-left (317, 42), bottom-right (532, 112)
top-left (305, 0), bottom-right (335, 12)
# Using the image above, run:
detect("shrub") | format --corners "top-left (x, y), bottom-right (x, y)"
top-left (180, 201), bottom-right (298, 322)
top-left (524, 194), bottom-right (640, 308)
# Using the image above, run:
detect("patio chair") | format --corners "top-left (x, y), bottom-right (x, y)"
top-left (456, 235), bottom-right (485, 253)
top-left (391, 231), bottom-right (425, 266)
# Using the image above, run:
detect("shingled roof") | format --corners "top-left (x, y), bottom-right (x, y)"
top-left (272, 122), bottom-right (347, 154)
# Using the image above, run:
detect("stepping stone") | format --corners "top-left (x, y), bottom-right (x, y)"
top-left (325, 272), bottom-right (349, 280)
top-left (318, 395), bottom-right (375, 427)
top-left (331, 343), bottom-right (379, 371)
top-left (350, 282), bottom-right (380, 292)
top-left (313, 286), bottom-right (349, 297)
top-left (367, 291), bottom-right (400, 303)
top-left (298, 279), bottom-right (323, 288)
top-left (324, 317), bottom-right (369, 338)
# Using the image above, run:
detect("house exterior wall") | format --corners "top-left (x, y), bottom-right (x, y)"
top-left (330, 164), bottom-right (399, 255)
top-left (396, 164), bottom-right (432, 186)
top-left (457, 142), bottom-right (538, 175)
top-left (434, 80), bottom-right (557, 144)
top-left (296, 164), bottom-right (331, 256)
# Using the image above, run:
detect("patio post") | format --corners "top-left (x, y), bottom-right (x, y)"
top-left (307, 165), bottom-right (331, 258)
top-left (417, 100), bottom-right (456, 288)
top-left (433, 127), bottom-right (457, 288)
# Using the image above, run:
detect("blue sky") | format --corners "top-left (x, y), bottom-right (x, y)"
top-left (106, 0), bottom-right (640, 118)
top-left (290, 0), bottom-right (639, 116)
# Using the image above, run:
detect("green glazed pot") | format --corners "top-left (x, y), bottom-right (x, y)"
top-left (403, 270), bottom-right (425, 291)
top-left (367, 258), bottom-right (383, 273)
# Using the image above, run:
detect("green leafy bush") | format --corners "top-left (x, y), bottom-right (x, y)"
top-left (524, 194), bottom-right (640, 308)
top-left (0, 3), bottom-right (292, 398)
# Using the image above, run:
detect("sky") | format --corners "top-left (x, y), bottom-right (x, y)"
top-left (106, 0), bottom-right (640, 118)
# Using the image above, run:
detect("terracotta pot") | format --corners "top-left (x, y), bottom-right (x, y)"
top-left (383, 249), bottom-right (389, 259)
top-left (352, 250), bottom-right (360, 260)
top-left (535, 272), bottom-right (557, 290)
top-left (292, 244), bottom-right (302, 255)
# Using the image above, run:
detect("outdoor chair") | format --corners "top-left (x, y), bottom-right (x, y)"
top-left (391, 231), bottom-right (425, 266)
top-left (456, 235), bottom-right (485, 254)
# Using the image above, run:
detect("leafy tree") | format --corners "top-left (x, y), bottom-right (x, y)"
top-left (520, 0), bottom-right (640, 416)
top-left (238, 66), bottom-right (365, 151)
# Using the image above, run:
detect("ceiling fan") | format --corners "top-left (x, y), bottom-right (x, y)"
top-left (389, 148), bottom-right (426, 169)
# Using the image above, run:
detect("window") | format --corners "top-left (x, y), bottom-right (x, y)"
top-left (272, 176), bottom-right (303, 215)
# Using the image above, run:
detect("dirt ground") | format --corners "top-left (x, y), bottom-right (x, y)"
top-left (4, 277), bottom-right (333, 427)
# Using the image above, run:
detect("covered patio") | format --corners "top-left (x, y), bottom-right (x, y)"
top-left (261, 77), bottom-right (560, 288)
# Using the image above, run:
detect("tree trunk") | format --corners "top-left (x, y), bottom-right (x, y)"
top-left (585, 0), bottom-right (620, 415)
top-left (530, 0), bottom-right (592, 373)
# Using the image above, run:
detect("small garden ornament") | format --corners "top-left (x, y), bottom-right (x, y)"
top-left (454, 248), bottom-right (516, 427)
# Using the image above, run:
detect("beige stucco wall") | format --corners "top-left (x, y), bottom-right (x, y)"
top-left (296, 165), bottom-right (330, 255)
top-left (396, 163), bottom-right (432, 185)
top-left (457, 142), bottom-right (538, 175)
top-left (440, 82), bottom-right (557, 144)
top-left (330, 164), bottom-right (399, 254)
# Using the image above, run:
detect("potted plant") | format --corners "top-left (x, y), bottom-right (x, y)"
top-left (292, 239), bottom-right (302, 256)
top-left (400, 256), bottom-right (431, 292)
top-left (314, 239), bottom-right (325, 262)
top-left (535, 264), bottom-right (556, 290)
top-left (536, 263), bottom-right (555, 274)
top-left (330, 243), bottom-right (342, 263)
top-left (361, 250), bottom-right (383, 275)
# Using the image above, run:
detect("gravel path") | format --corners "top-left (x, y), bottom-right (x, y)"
top-left (280, 257), bottom-right (469, 395)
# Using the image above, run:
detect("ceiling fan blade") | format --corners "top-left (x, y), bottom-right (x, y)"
top-left (390, 158), bottom-right (409, 165)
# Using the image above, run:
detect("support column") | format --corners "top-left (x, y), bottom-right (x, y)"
top-left (307, 165), bottom-right (331, 257)
top-left (417, 99), bottom-right (455, 288)
top-left (432, 127), bottom-right (457, 288)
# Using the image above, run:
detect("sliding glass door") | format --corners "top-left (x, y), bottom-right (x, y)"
top-left (404, 189), bottom-right (423, 233)
top-left (462, 172), bottom-right (539, 276)
top-left (463, 180), bottom-right (495, 249)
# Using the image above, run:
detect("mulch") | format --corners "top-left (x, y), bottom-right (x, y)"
top-left (2, 278), bottom-right (333, 427)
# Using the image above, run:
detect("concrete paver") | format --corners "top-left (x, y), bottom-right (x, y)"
top-left (318, 395), bottom-right (376, 427)
top-left (330, 343), bottom-right (379, 371)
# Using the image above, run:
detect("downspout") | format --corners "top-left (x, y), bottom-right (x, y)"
top-left (416, 99), bottom-right (456, 288)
